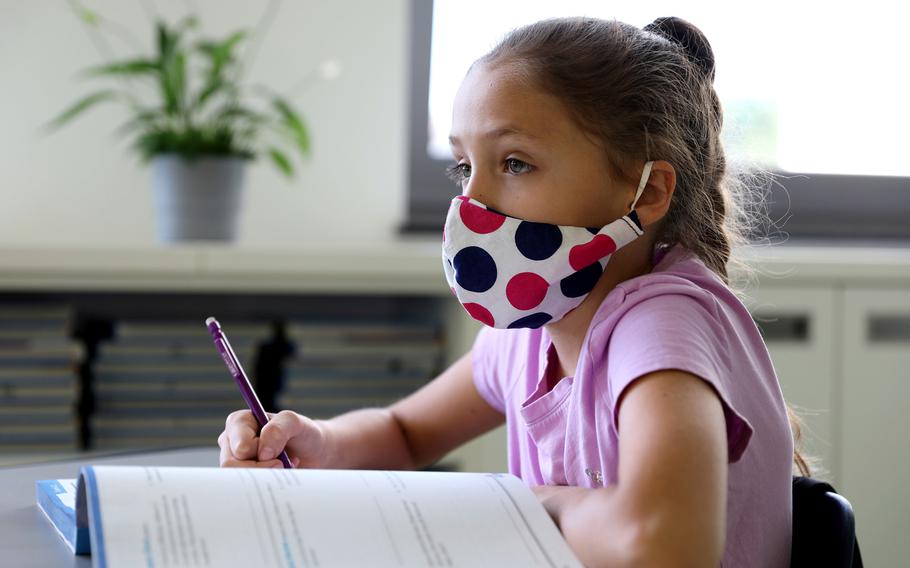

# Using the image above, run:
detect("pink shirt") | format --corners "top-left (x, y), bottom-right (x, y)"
top-left (472, 243), bottom-right (793, 567)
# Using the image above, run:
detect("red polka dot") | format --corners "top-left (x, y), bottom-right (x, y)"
top-left (459, 201), bottom-right (506, 234)
top-left (569, 234), bottom-right (617, 270)
top-left (506, 272), bottom-right (549, 310)
top-left (463, 303), bottom-right (495, 327)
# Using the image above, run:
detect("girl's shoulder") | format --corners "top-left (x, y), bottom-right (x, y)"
top-left (627, 243), bottom-right (725, 295)
top-left (591, 244), bottom-right (745, 336)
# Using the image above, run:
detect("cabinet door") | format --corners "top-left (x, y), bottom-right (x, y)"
top-left (841, 287), bottom-right (910, 568)
top-left (747, 286), bottom-right (840, 483)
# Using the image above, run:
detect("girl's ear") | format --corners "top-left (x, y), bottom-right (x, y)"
top-left (633, 160), bottom-right (676, 228)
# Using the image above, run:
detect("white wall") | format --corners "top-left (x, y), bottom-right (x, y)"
top-left (0, 0), bottom-right (409, 249)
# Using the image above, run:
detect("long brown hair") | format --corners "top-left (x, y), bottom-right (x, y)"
top-left (479, 16), bottom-right (810, 476)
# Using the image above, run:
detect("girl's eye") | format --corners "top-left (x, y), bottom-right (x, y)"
top-left (445, 163), bottom-right (471, 184)
top-left (505, 158), bottom-right (533, 175)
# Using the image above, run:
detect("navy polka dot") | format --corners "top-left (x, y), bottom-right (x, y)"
top-left (453, 246), bottom-right (497, 293)
top-left (586, 227), bottom-right (599, 235)
top-left (508, 312), bottom-right (553, 329)
top-left (560, 262), bottom-right (603, 298)
top-left (515, 222), bottom-right (562, 260)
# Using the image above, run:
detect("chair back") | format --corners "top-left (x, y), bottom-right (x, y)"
top-left (791, 476), bottom-right (863, 568)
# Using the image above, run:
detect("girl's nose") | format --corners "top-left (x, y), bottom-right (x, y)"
top-left (463, 172), bottom-right (490, 204)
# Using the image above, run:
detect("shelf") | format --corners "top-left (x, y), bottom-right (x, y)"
top-left (0, 241), bottom-right (445, 294)
top-left (0, 240), bottom-right (908, 294)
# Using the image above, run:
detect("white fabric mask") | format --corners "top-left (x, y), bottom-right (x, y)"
top-left (442, 161), bottom-right (654, 329)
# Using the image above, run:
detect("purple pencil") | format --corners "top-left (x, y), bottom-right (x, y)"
top-left (206, 317), bottom-right (293, 469)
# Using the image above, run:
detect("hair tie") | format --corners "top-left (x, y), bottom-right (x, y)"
top-left (643, 16), bottom-right (715, 82)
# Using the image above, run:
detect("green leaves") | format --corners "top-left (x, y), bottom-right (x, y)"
top-left (197, 31), bottom-right (246, 76)
top-left (156, 21), bottom-right (187, 117)
top-left (78, 8), bottom-right (100, 25)
top-left (83, 58), bottom-right (160, 78)
top-left (45, 90), bottom-right (119, 130)
top-left (132, 125), bottom-right (253, 161)
top-left (271, 96), bottom-right (311, 158)
top-left (268, 147), bottom-right (294, 178)
top-left (195, 31), bottom-right (247, 110)
top-left (68, 0), bottom-right (100, 25)
top-left (51, 14), bottom-right (313, 181)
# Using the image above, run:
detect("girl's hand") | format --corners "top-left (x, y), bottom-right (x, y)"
top-left (218, 409), bottom-right (326, 469)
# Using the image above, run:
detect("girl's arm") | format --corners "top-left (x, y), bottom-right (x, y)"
top-left (319, 349), bottom-right (505, 470)
top-left (221, 350), bottom-right (505, 471)
top-left (533, 369), bottom-right (728, 568)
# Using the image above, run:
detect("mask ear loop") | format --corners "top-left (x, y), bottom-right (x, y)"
top-left (629, 160), bottom-right (654, 212)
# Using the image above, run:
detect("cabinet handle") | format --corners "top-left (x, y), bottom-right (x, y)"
top-left (752, 314), bottom-right (810, 343)
top-left (868, 315), bottom-right (910, 342)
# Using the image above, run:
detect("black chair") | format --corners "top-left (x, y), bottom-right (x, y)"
top-left (791, 476), bottom-right (863, 568)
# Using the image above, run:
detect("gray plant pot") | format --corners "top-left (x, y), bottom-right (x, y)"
top-left (151, 154), bottom-right (247, 243)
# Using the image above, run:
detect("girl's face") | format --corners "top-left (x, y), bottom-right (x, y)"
top-left (448, 62), bottom-right (637, 229)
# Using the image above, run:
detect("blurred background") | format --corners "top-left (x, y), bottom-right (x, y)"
top-left (1, 1), bottom-right (907, 565)
top-left (1, 0), bottom-right (408, 248)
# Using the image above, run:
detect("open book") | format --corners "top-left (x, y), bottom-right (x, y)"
top-left (37, 465), bottom-right (582, 567)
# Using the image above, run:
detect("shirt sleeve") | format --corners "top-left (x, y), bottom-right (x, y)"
top-left (471, 326), bottom-right (506, 414)
top-left (606, 292), bottom-right (754, 463)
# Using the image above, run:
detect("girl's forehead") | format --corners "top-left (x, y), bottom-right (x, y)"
top-left (451, 63), bottom-right (575, 142)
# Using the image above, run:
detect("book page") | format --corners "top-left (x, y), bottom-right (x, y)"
top-left (84, 465), bottom-right (582, 568)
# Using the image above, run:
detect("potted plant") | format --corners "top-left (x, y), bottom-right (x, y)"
top-left (48, 7), bottom-right (333, 242)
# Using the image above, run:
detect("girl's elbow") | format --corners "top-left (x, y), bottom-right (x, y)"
top-left (562, 490), bottom-right (724, 567)
top-left (613, 513), bottom-right (725, 568)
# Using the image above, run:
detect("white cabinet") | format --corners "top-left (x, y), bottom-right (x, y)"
top-left (841, 288), bottom-right (910, 568)
top-left (747, 286), bottom-right (841, 483)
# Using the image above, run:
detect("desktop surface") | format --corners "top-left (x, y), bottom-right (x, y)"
top-left (0, 446), bottom-right (220, 568)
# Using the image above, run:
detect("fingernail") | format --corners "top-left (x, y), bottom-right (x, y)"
top-left (259, 446), bottom-right (275, 461)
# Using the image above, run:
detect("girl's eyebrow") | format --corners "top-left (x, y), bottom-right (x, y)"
top-left (448, 126), bottom-right (541, 147)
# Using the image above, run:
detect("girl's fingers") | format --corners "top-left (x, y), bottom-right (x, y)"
top-left (258, 410), bottom-right (306, 461)
top-left (224, 409), bottom-right (260, 459)
top-left (219, 434), bottom-right (283, 469)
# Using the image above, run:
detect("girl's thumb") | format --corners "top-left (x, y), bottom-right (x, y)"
top-left (257, 410), bottom-right (304, 461)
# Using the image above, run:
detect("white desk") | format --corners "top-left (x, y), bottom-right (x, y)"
top-left (0, 446), bottom-right (219, 568)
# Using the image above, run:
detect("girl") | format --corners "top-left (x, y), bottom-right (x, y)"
top-left (220, 16), bottom-right (803, 567)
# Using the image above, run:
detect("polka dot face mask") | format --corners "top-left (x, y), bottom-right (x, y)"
top-left (442, 161), bottom-right (654, 329)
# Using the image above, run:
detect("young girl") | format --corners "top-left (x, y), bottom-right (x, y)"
top-left (220, 16), bottom-right (802, 567)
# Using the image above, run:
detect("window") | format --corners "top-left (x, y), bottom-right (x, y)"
top-left (405, 0), bottom-right (910, 242)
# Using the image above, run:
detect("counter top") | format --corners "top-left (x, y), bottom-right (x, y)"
top-left (0, 239), bottom-right (907, 294)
